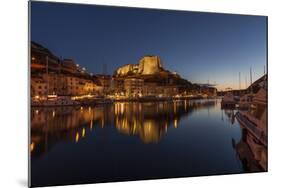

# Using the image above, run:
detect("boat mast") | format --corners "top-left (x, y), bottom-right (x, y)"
top-left (250, 67), bottom-right (253, 94)
top-left (239, 72), bottom-right (241, 96)
top-left (245, 76), bottom-right (248, 90)
top-left (263, 64), bottom-right (267, 89)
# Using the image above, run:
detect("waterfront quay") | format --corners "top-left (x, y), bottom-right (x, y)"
top-left (31, 94), bottom-right (213, 107)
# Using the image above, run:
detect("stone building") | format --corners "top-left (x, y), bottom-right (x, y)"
top-left (95, 75), bottom-right (113, 95)
top-left (112, 78), bottom-right (125, 95)
top-left (41, 73), bottom-right (62, 95)
top-left (61, 59), bottom-right (79, 74)
top-left (31, 42), bottom-right (100, 97)
top-left (138, 55), bottom-right (163, 75)
top-left (124, 78), bottom-right (144, 97)
top-left (31, 77), bottom-right (48, 99)
top-left (59, 75), bottom-right (98, 96)
top-left (142, 83), bottom-right (178, 97)
top-left (37, 73), bottom-right (98, 96)
top-left (31, 41), bottom-right (61, 74)
top-left (115, 55), bottom-right (164, 77)
top-left (200, 86), bottom-right (217, 97)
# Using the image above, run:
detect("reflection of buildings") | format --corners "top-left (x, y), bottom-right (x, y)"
top-left (232, 127), bottom-right (267, 172)
top-left (31, 106), bottom-right (112, 157)
top-left (113, 102), bottom-right (187, 144)
top-left (31, 100), bottom-right (217, 157)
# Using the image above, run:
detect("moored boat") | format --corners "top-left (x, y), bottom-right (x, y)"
top-left (238, 94), bottom-right (253, 110)
top-left (32, 96), bottom-right (80, 107)
top-left (221, 92), bottom-right (236, 108)
top-left (236, 88), bottom-right (267, 146)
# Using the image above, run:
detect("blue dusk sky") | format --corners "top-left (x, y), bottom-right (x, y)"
top-left (31, 1), bottom-right (267, 91)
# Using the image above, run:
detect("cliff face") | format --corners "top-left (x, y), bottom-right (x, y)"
top-left (115, 55), bottom-right (164, 77)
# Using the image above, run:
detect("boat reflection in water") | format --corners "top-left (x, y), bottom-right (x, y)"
top-left (232, 127), bottom-right (267, 172)
top-left (30, 99), bottom-right (266, 187)
top-left (221, 107), bottom-right (267, 171)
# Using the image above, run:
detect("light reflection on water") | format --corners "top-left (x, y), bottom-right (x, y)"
top-left (30, 99), bottom-right (266, 187)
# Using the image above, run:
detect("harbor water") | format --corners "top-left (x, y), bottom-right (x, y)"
top-left (30, 99), bottom-right (266, 187)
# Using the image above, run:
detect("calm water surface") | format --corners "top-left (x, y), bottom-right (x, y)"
top-left (31, 99), bottom-right (265, 187)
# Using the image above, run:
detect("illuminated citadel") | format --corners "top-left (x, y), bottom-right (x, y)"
top-left (115, 55), bottom-right (168, 77)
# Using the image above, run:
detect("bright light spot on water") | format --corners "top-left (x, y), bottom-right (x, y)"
top-left (75, 132), bottom-right (80, 143)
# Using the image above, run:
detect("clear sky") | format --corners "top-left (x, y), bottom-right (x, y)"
top-left (31, 1), bottom-right (267, 91)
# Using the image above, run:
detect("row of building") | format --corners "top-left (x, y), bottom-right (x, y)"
top-left (31, 41), bottom-right (216, 100)
top-left (31, 42), bottom-right (182, 99)
top-left (31, 73), bottom-right (179, 99)
top-left (31, 42), bottom-right (112, 99)
top-left (31, 73), bottom-right (101, 98)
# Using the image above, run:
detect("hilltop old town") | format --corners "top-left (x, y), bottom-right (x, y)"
top-left (31, 41), bottom-right (218, 106)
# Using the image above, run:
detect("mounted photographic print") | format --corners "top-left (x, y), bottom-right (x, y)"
top-left (29, 1), bottom-right (268, 187)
